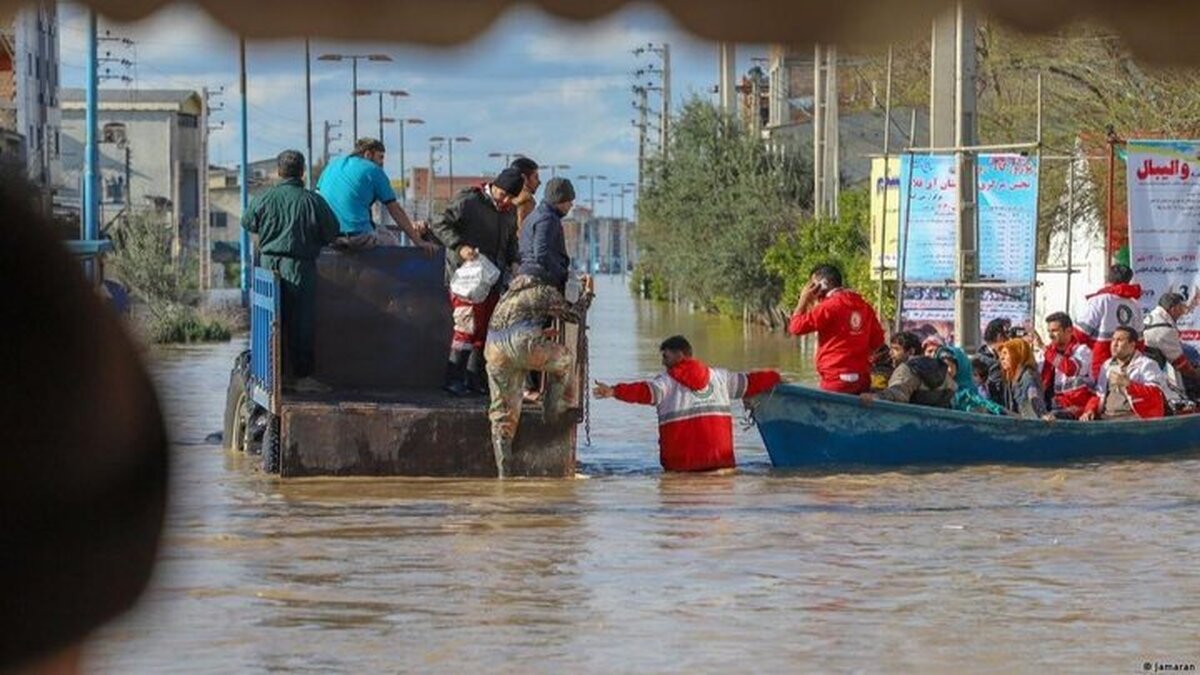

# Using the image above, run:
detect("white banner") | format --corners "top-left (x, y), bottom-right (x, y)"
top-left (1126, 140), bottom-right (1200, 343)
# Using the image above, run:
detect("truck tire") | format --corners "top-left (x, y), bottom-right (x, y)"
top-left (222, 350), bottom-right (251, 451)
top-left (261, 414), bottom-right (281, 474)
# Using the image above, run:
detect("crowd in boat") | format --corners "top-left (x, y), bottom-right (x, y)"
top-left (788, 262), bottom-right (1200, 421)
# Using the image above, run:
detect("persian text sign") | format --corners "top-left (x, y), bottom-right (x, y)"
top-left (1126, 140), bottom-right (1200, 341)
top-left (898, 154), bottom-right (958, 282)
top-left (869, 157), bottom-right (901, 280)
top-left (977, 154), bottom-right (1039, 284)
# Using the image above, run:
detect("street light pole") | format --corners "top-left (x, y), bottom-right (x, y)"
top-left (317, 52), bottom-right (392, 142)
top-left (399, 118), bottom-right (423, 208)
top-left (577, 174), bottom-right (607, 213)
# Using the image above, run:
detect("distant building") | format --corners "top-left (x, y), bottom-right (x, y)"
top-left (0, 4), bottom-right (62, 196)
top-left (60, 87), bottom-right (208, 250)
top-left (408, 166), bottom-right (495, 219)
top-left (206, 160), bottom-right (273, 287)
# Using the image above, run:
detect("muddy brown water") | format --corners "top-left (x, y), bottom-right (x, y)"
top-left (87, 276), bottom-right (1200, 673)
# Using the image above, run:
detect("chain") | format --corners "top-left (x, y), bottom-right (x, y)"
top-left (582, 316), bottom-right (592, 447)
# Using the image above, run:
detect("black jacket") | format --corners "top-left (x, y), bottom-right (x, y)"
top-left (517, 201), bottom-right (570, 289)
top-left (430, 185), bottom-right (518, 279)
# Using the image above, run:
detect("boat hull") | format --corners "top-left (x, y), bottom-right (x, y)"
top-left (752, 384), bottom-right (1200, 469)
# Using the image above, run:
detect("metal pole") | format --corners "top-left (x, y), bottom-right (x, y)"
top-left (351, 58), bottom-right (358, 141)
top-left (427, 143), bottom-right (435, 220)
top-left (1107, 135), bottom-right (1117, 262)
top-left (1032, 71), bottom-right (1044, 323)
top-left (377, 92), bottom-right (384, 141)
top-left (877, 45), bottom-right (893, 314)
top-left (239, 37), bottom-right (251, 306)
top-left (817, 61), bottom-right (826, 222)
top-left (305, 38), bottom-right (313, 188)
top-left (399, 120), bottom-right (406, 208)
top-left (661, 44), bottom-right (671, 158)
top-left (1066, 150), bottom-right (1076, 316)
top-left (448, 138), bottom-right (454, 196)
top-left (84, 11), bottom-right (98, 242)
top-left (896, 154), bottom-right (917, 334)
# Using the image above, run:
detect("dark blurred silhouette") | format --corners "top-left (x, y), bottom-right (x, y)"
top-left (0, 174), bottom-right (169, 674)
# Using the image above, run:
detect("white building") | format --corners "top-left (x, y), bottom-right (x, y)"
top-left (0, 3), bottom-right (62, 192)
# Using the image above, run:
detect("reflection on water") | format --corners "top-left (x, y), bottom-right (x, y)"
top-left (87, 276), bottom-right (1200, 672)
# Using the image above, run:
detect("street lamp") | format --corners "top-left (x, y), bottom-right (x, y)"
top-left (354, 88), bottom-right (408, 141)
top-left (550, 163), bottom-right (571, 178)
top-left (487, 151), bottom-right (525, 169)
top-left (317, 52), bottom-right (392, 141)
top-left (430, 135), bottom-right (471, 196)
top-left (577, 174), bottom-right (608, 213)
top-left (385, 117), bottom-right (424, 208)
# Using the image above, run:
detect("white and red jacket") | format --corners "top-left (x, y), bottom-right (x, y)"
top-left (1074, 283), bottom-right (1143, 381)
top-left (1144, 305), bottom-right (1195, 374)
top-left (1038, 337), bottom-right (1093, 412)
top-left (612, 358), bottom-right (781, 472)
top-left (1083, 352), bottom-right (1169, 419)
top-left (788, 288), bottom-right (885, 394)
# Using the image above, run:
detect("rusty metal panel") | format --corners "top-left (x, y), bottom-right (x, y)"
top-left (313, 247), bottom-right (452, 390)
top-left (280, 400), bottom-right (576, 478)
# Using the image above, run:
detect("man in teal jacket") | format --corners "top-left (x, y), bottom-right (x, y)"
top-left (243, 150), bottom-right (340, 385)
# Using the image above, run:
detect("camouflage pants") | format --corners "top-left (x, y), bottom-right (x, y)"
top-left (485, 324), bottom-right (575, 442)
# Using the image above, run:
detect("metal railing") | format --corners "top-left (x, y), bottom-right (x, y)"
top-left (250, 267), bottom-right (280, 414)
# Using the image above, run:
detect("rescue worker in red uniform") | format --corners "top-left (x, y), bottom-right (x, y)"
top-left (787, 264), bottom-right (886, 394)
top-left (593, 335), bottom-right (781, 472)
top-left (1074, 263), bottom-right (1143, 381)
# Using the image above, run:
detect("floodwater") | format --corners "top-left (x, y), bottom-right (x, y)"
top-left (89, 276), bottom-right (1200, 673)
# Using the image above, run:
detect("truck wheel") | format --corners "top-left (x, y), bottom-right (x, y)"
top-left (228, 391), bottom-right (249, 453)
top-left (262, 414), bottom-right (281, 474)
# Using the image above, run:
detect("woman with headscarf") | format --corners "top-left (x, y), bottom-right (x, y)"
top-left (999, 338), bottom-right (1047, 419)
top-left (934, 346), bottom-right (1007, 415)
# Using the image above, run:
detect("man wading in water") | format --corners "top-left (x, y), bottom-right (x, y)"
top-left (594, 335), bottom-right (781, 472)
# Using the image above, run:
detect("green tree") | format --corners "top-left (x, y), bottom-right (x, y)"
top-left (636, 98), bottom-right (811, 319)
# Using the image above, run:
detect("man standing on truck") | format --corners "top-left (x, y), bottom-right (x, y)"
top-left (243, 150), bottom-right (340, 388)
top-left (431, 166), bottom-right (526, 396)
top-left (317, 137), bottom-right (436, 252)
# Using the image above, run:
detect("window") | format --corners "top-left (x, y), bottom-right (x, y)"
top-left (211, 211), bottom-right (228, 228)
top-left (105, 176), bottom-right (125, 203)
top-left (177, 113), bottom-right (198, 128)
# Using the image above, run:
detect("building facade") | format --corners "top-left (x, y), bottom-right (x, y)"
top-left (60, 88), bottom-right (207, 251)
top-left (0, 3), bottom-right (62, 194)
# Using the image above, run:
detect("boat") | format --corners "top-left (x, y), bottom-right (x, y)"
top-left (751, 383), bottom-right (1200, 469)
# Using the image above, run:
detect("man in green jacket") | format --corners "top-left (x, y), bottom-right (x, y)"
top-left (243, 150), bottom-right (340, 386)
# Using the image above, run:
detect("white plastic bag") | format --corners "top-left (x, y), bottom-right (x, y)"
top-left (450, 254), bottom-right (501, 303)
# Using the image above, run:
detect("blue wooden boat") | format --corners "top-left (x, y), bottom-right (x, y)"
top-left (752, 384), bottom-right (1200, 469)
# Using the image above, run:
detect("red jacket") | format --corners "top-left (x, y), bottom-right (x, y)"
top-left (788, 288), bottom-right (885, 393)
top-left (612, 358), bottom-right (781, 472)
top-left (1074, 283), bottom-right (1143, 380)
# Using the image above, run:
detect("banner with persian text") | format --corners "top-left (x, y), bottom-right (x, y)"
top-left (1126, 139), bottom-right (1200, 343)
top-left (868, 157), bottom-right (901, 280)
top-left (897, 153), bottom-right (1039, 343)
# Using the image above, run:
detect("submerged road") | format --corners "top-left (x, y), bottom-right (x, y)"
top-left (87, 276), bottom-right (1200, 672)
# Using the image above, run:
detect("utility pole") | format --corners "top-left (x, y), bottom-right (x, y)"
top-left (930, 3), bottom-right (979, 350)
top-left (83, 11), bottom-right (98, 245)
top-left (812, 44), bottom-right (840, 220)
top-left (322, 119), bottom-right (343, 166)
top-left (631, 84), bottom-right (649, 193)
top-left (239, 37), bottom-right (250, 306)
top-left (199, 86), bottom-right (211, 291)
top-left (718, 43), bottom-right (737, 119)
top-left (304, 38), bottom-right (313, 188)
top-left (635, 43), bottom-right (671, 159)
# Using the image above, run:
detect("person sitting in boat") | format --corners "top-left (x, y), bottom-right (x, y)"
top-left (1075, 263), bottom-right (1143, 382)
top-left (787, 263), bottom-right (885, 395)
top-left (1030, 312), bottom-right (1093, 419)
top-left (977, 317), bottom-right (1011, 406)
top-left (999, 338), bottom-right (1047, 419)
top-left (1144, 292), bottom-right (1200, 400)
top-left (935, 346), bottom-right (1006, 415)
top-left (1080, 326), bottom-right (1170, 421)
top-left (921, 334), bottom-right (945, 358)
top-left (970, 357), bottom-right (991, 399)
top-left (861, 332), bottom-right (954, 408)
top-left (593, 335), bottom-right (782, 472)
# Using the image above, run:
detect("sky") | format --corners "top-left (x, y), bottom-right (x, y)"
top-left (58, 2), bottom-right (765, 214)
